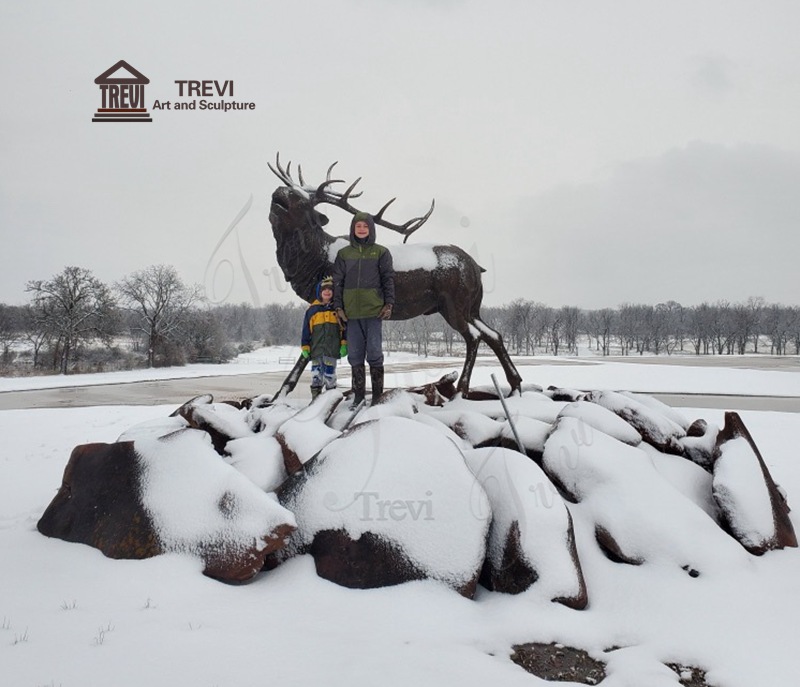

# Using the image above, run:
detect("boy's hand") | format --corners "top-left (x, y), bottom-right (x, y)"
top-left (336, 308), bottom-right (348, 323)
top-left (301, 349), bottom-right (310, 360)
top-left (340, 344), bottom-right (348, 358)
top-left (379, 304), bottom-right (393, 320)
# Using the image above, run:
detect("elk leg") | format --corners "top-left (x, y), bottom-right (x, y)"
top-left (457, 328), bottom-right (480, 395)
top-left (473, 318), bottom-right (523, 394)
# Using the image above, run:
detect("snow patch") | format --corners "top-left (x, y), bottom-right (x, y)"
top-left (224, 434), bottom-right (288, 492)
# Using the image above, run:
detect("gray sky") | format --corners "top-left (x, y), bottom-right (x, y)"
top-left (2, 0), bottom-right (799, 309)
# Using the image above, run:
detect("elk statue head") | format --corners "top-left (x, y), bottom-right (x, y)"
top-left (268, 154), bottom-right (522, 395)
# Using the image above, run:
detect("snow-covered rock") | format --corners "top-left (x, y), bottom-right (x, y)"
top-left (448, 392), bottom-right (564, 425)
top-left (176, 401), bottom-right (254, 455)
top-left (274, 390), bottom-right (343, 473)
top-left (117, 415), bottom-right (188, 442)
top-left (410, 412), bottom-right (473, 450)
top-left (247, 400), bottom-right (301, 435)
top-left (38, 441), bottom-right (162, 561)
top-left (498, 415), bottom-right (552, 457)
top-left (679, 418), bottom-right (719, 471)
top-left (545, 386), bottom-right (588, 402)
top-left (406, 371), bottom-right (459, 405)
top-left (644, 445), bottom-right (719, 520)
top-left (135, 428), bottom-right (297, 581)
top-left (418, 407), bottom-right (505, 446)
top-left (620, 390), bottom-right (690, 431)
top-left (39, 373), bottom-right (797, 603)
top-left (542, 417), bottom-right (750, 575)
top-left (37, 430), bottom-right (296, 583)
top-left (712, 411), bottom-right (797, 555)
top-left (557, 400), bottom-right (642, 447)
top-left (272, 416), bottom-right (491, 597)
top-left (224, 433), bottom-right (287, 492)
top-left (354, 389), bottom-right (420, 424)
top-left (464, 447), bottom-right (587, 607)
top-left (585, 390), bottom-right (686, 454)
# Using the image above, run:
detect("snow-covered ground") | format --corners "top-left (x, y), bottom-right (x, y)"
top-left (1, 353), bottom-right (800, 686)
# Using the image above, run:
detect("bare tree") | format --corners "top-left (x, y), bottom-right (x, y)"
top-left (0, 304), bottom-right (20, 366)
top-left (18, 304), bottom-right (52, 368)
top-left (745, 296), bottom-right (765, 353)
top-left (26, 266), bottom-right (117, 374)
top-left (505, 299), bottom-right (533, 355)
top-left (652, 302), bottom-right (681, 355)
top-left (616, 303), bottom-right (639, 356)
top-left (183, 308), bottom-right (233, 363)
top-left (436, 313), bottom-right (457, 356)
top-left (262, 303), bottom-right (305, 346)
top-left (547, 309), bottom-right (564, 356)
top-left (596, 308), bottom-right (616, 355)
top-left (688, 303), bottom-right (711, 355)
top-left (383, 318), bottom-right (408, 353)
top-left (116, 265), bottom-right (203, 367)
top-left (764, 303), bottom-right (794, 355)
top-left (733, 301), bottom-right (758, 355)
top-left (790, 306), bottom-right (800, 355)
top-left (409, 315), bottom-right (432, 357)
top-left (560, 306), bottom-right (580, 355)
top-left (662, 300), bottom-right (686, 354)
top-left (530, 303), bottom-right (550, 350)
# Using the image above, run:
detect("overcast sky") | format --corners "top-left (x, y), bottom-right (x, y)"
top-left (2, 0), bottom-right (799, 310)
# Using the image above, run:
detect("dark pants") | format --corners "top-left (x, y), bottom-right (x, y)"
top-left (347, 318), bottom-right (384, 367)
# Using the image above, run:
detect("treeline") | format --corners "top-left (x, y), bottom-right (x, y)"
top-left (1, 265), bottom-right (798, 377)
top-left (0, 265), bottom-right (306, 375)
top-left (482, 297), bottom-right (800, 357)
top-left (384, 297), bottom-right (800, 358)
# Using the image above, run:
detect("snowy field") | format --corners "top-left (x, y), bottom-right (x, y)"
top-left (1, 352), bottom-right (800, 686)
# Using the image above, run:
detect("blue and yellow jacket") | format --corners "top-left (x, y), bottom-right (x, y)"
top-left (301, 299), bottom-right (346, 359)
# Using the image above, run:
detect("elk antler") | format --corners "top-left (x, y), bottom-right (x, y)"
top-left (269, 154), bottom-right (435, 242)
top-left (268, 152), bottom-right (308, 198)
top-left (316, 161), bottom-right (435, 243)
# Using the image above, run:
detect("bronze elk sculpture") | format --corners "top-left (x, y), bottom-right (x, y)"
top-left (268, 155), bottom-right (522, 396)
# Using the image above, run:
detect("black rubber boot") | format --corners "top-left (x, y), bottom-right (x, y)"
top-left (310, 386), bottom-right (322, 403)
top-left (350, 364), bottom-right (366, 409)
top-left (369, 365), bottom-right (384, 406)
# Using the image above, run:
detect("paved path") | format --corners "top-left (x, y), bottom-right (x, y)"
top-left (0, 372), bottom-right (292, 410)
top-left (1, 356), bottom-right (799, 412)
top-left (598, 354), bottom-right (800, 371)
top-left (0, 358), bottom-right (585, 410)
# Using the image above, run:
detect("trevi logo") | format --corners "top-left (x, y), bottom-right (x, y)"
top-left (91, 60), bottom-right (153, 123)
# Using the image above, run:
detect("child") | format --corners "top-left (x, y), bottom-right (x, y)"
top-left (332, 212), bottom-right (395, 408)
top-left (301, 276), bottom-right (347, 401)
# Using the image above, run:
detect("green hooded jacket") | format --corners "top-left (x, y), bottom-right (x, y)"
top-left (332, 212), bottom-right (395, 319)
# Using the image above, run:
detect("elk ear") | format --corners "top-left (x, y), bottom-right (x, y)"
top-left (317, 212), bottom-right (329, 227)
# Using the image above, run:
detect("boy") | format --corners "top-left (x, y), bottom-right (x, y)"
top-left (332, 211), bottom-right (395, 408)
top-left (300, 276), bottom-right (347, 401)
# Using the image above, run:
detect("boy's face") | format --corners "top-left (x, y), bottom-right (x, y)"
top-left (320, 287), bottom-right (333, 303)
top-left (354, 220), bottom-right (370, 239)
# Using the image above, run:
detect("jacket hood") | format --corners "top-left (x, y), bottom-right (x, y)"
top-left (349, 212), bottom-right (376, 246)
